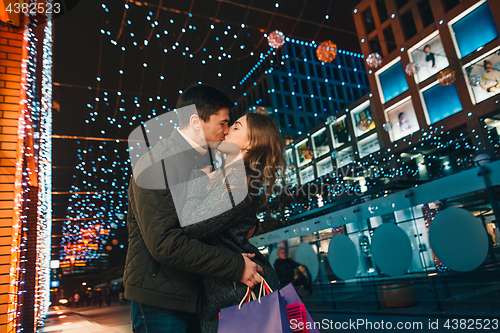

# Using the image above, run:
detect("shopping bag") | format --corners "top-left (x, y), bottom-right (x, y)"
top-left (218, 279), bottom-right (293, 333)
top-left (280, 284), bottom-right (320, 333)
top-left (287, 302), bottom-right (309, 333)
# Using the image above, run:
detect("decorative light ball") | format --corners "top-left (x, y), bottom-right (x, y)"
top-left (327, 115), bottom-right (337, 124)
top-left (469, 74), bottom-right (481, 87)
top-left (366, 52), bottom-right (382, 68)
top-left (437, 68), bottom-right (456, 86)
top-left (331, 150), bottom-right (339, 159)
top-left (316, 40), bottom-right (337, 63)
top-left (267, 30), bottom-right (285, 48)
top-left (383, 122), bottom-right (393, 132)
top-left (405, 62), bottom-right (419, 76)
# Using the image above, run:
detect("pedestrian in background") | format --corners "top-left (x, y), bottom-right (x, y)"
top-left (105, 287), bottom-right (112, 306)
top-left (73, 292), bottom-right (80, 308)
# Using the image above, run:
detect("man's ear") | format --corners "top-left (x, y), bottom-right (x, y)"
top-left (190, 114), bottom-right (202, 130)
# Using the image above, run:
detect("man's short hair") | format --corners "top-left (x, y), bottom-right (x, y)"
top-left (176, 84), bottom-right (233, 128)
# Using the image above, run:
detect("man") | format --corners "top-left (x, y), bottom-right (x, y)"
top-left (124, 84), bottom-right (263, 333)
top-left (273, 247), bottom-right (312, 298)
top-left (273, 247), bottom-right (300, 288)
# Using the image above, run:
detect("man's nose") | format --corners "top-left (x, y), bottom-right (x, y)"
top-left (223, 125), bottom-right (229, 135)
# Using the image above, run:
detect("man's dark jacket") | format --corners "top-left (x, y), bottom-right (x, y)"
top-left (124, 130), bottom-right (245, 313)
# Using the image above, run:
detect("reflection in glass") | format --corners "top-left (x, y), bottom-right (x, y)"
top-left (330, 116), bottom-right (351, 147)
top-left (316, 157), bottom-right (333, 177)
top-left (337, 146), bottom-right (354, 167)
top-left (285, 149), bottom-right (297, 186)
top-left (377, 61), bottom-right (409, 103)
top-left (351, 101), bottom-right (376, 137)
top-left (311, 128), bottom-right (330, 159)
top-left (385, 98), bottom-right (420, 141)
top-left (464, 46), bottom-right (500, 104)
top-left (358, 133), bottom-right (381, 158)
top-left (421, 83), bottom-right (463, 124)
top-left (451, 2), bottom-right (499, 58)
top-left (409, 33), bottom-right (449, 82)
top-left (299, 166), bottom-right (315, 184)
top-left (296, 139), bottom-right (313, 167)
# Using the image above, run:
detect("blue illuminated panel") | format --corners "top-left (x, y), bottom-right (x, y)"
top-left (422, 83), bottom-right (463, 124)
top-left (452, 2), bottom-right (499, 58)
top-left (378, 61), bottom-right (409, 103)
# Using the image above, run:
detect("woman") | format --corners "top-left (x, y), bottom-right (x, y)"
top-left (180, 112), bottom-right (285, 333)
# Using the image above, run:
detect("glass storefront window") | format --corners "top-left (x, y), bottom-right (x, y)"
top-left (299, 166), bottom-right (315, 184)
top-left (463, 45), bottom-right (500, 104)
top-left (421, 82), bottom-right (463, 124)
top-left (329, 115), bottom-right (351, 148)
top-left (408, 32), bottom-right (449, 83)
top-left (358, 133), bottom-right (381, 158)
top-left (295, 138), bottom-right (313, 167)
top-left (450, 1), bottom-right (499, 58)
top-left (311, 127), bottom-right (330, 159)
top-left (316, 157), bottom-right (333, 177)
top-left (336, 146), bottom-right (354, 167)
top-left (385, 97), bottom-right (420, 141)
top-left (376, 59), bottom-right (409, 103)
top-left (285, 148), bottom-right (297, 186)
top-left (350, 100), bottom-right (376, 137)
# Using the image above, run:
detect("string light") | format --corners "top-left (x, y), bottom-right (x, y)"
top-left (9, 2), bottom-right (53, 330)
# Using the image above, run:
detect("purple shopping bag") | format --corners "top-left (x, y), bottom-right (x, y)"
top-left (218, 283), bottom-right (293, 333)
top-left (279, 284), bottom-right (320, 333)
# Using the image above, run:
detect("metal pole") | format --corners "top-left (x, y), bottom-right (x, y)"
top-left (478, 166), bottom-right (500, 231)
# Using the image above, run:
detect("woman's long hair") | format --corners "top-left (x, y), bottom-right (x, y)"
top-left (207, 112), bottom-right (286, 203)
top-left (244, 112), bottom-right (286, 201)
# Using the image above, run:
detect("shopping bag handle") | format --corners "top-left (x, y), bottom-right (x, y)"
top-left (257, 274), bottom-right (273, 303)
top-left (238, 286), bottom-right (257, 309)
top-left (237, 275), bottom-right (273, 309)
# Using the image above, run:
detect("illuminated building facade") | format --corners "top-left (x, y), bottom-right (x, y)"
top-left (0, 4), bottom-right (52, 332)
top-left (234, 40), bottom-right (371, 142)
top-left (251, 0), bottom-right (500, 314)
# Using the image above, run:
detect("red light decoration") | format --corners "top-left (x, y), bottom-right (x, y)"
top-left (437, 68), bottom-right (456, 86)
top-left (316, 40), bottom-right (337, 63)
top-left (366, 52), bottom-right (382, 69)
top-left (267, 30), bottom-right (285, 49)
top-left (405, 62), bottom-right (419, 76)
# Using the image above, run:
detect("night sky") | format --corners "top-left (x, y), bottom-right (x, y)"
top-left (51, 0), bottom-right (362, 260)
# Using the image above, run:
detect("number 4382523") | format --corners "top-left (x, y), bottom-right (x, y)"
top-left (444, 319), bottom-right (498, 330)
top-left (5, 2), bottom-right (61, 15)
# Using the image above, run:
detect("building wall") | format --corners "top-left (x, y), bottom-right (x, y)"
top-left (353, 0), bottom-right (500, 155)
top-left (0, 25), bottom-right (23, 333)
top-left (235, 42), bottom-right (371, 141)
